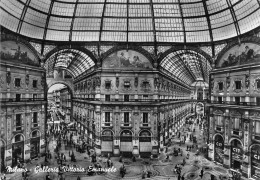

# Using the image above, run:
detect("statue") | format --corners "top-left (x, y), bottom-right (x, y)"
top-left (25, 74), bottom-right (29, 86)
top-left (116, 77), bottom-right (119, 88)
top-left (41, 73), bottom-right (45, 87)
top-left (6, 71), bottom-right (11, 84)
top-left (96, 76), bottom-right (101, 86)
top-left (226, 76), bottom-right (230, 89)
top-left (245, 74), bottom-right (250, 89)
top-left (134, 77), bottom-right (138, 88)
top-left (154, 77), bottom-right (159, 88)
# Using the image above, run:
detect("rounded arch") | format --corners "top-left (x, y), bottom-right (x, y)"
top-left (12, 133), bottom-right (25, 143)
top-left (215, 36), bottom-right (260, 67)
top-left (47, 81), bottom-right (74, 97)
top-left (30, 129), bottom-right (41, 138)
top-left (43, 45), bottom-right (98, 64)
top-left (158, 45), bottom-right (213, 64)
top-left (229, 138), bottom-right (243, 147)
top-left (213, 133), bottom-right (224, 140)
top-left (120, 129), bottom-right (133, 136)
top-left (139, 129), bottom-right (152, 137)
top-left (101, 45), bottom-right (155, 67)
top-left (101, 129), bottom-right (114, 136)
top-left (1, 34), bottom-right (41, 63)
top-left (249, 143), bottom-right (260, 151)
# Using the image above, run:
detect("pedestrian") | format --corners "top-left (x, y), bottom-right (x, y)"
top-left (200, 169), bottom-right (204, 178)
top-left (77, 176), bottom-right (81, 180)
top-left (181, 175), bottom-right (185, 180)
top-left (142, 171), bottom-right (146, 179)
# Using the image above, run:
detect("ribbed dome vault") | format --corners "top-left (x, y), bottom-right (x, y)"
top-left (1, 0), bottom-right (260, 43)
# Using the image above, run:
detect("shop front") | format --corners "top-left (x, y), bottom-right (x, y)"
top-left (139, 130), bottom-right (152, 158)
top-left (0, 140), bottom-right (5, 172)
top-left (12, 134), bottom-right (24, 167)
top-left (230, 139), bottom-right (243, 170)
top-left (30, 131), bottom-right (40, 159)
top-left (120, 130), bottom-right (133, 157)
top-left (101, 130), bottom-right (113, 156)
top-left (214, 134), bottom-right (224, 164)
top-left (251, 145), bottom-right (260, 179)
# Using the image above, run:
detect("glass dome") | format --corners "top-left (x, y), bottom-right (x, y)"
top-left (1, 0), bottom-right (260, 43)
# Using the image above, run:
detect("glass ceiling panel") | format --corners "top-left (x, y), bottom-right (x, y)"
top-left (76, 4), bottom-right (104, 17)
top-left (206, 0), bottom-right (228, 14)
top-left (1, 0), bottom-right (260, 42)
top-left (238, 10), bottom-right (260, 34)
top-left (128, 32), bottom-right (154, 42)
top-left (233, 0), bottom-right (258, 21)
top-left (153, 4), bottom-right (180, 17)
top-left (103, 18), bottom-right (127, 31)
top-left (155, 18), bottom-right (183, 31)
top-left (181, 3), bottom-right (205, 17)
top-left (51, 2), bottom-right (75, 17)
top-left (184, 17), bottom-right (209, 31)
top-left (209, 10), bottom-right (234, 29)
top-left (129, 4), bottom-right (151, 17)
top-left (105, 4), bottom-right (127, 17)
top-left (48, 17), bottom-right (72, 31)
top-left (45, 49), bottom-right (95, 78)
top-left (20, 22), bottom-right (44, 39)
top-left (29, 0), bottom-right (51, 13)
top-left (0, 0), bottom-right (23, 18)
top-left (73, 18), bottom-right (101, 31)
top-left (0, 9), bottom-right (19, 33)
top-left (129, 18), bottom-right (153, 31)
top-left (24, 8), bottom-right (47, 28)
top-left (212, 24), bottom-right (237, 41)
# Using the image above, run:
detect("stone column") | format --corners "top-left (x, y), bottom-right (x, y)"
top-left (223, 109), bottom-right (230, 168)
top-left (113, 106), bottom-right (120, 156)
top-left (242, 111), bottom-right (250, 178)
top-left (94, 105), bottom-right (101, 155)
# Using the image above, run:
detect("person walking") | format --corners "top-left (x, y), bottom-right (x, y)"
top-left (200, 169), bottom-right (204, 178)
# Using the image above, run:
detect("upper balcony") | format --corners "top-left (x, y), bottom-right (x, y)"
top-left (0, 98), bottom-right (47, 105)
top-left (208, 100), bottom-right (260, 110)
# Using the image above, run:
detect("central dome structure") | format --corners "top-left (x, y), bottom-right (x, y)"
top-left (1, 0), bottom-right (260, 43)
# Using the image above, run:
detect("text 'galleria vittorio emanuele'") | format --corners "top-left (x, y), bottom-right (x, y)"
top-left (0, 0), bottom-right (260, 180)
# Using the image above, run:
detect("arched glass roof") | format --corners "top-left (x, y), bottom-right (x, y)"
top-left (1, 0), bottom-right (260, 43)
top-left (160, 49), bottom-right (212, 85)
top-left (44, 49), bottom-right (95, 78)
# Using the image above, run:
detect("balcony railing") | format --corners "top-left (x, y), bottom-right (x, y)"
top-left (210, 101), bottom-right (260, 107)
top-left (0, 98), bottom-right (46, 102)
top-left (73, 98), bottom-right (190, 102)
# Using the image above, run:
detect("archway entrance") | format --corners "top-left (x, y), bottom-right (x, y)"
top-left (12, 134), bottom-right (24, 166)
top-left (139, 130), bottom-right (152, 158)
top-left (30, 130), bottom-right (40, 159)
top-left (251, 145), bottom-right (260, 179)
top-left (101, 130), bottom-right (113, 156)
top-left (120, 130), bottom-right (133, 157)
top-left (230, 139), bottom-right (243, 169)
top-left (0, 140), bottom-right (5, 172)
top-left (214, 134), bottom-right (224, 164)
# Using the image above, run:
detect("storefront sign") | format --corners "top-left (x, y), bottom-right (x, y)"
top-left (214, 135), bottom-right (224, 164)
top-left (251, 145), bottom-right (260, 179)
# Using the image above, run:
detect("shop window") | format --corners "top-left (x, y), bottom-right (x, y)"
top-left (218, 82), bottom-right (223, 91)
top-left (124, 112), bottom-right (129, 126)
top-left (124, 81), bottom-right (130, 88)
top-left (33, 112), bottom-right (38, 127)
top-left (16, 114), bottom-right (22, 131)
top-left (124, 95), bottom-right (129, 102)
top-left (143, 113), bottom-right (148, 126)
top-left (105, 112), bottom-right (110, 126)
top-left (15, 78), bottom-right (21, 87)
top-left (233, 118), bottom-right (240, 130)
top-left (105, 81), bottom-right (111, 89)
top-left (235, 81), bottom-right (241, 89)
top-left (33, 80), bottom-right (37, 88)
top-left (256, 97), bottom-right (260, 106)
top-left (143, 95), bottom-right (148, 101)
top-left (216, 115), bottom-right (223, 126)
top-left (235, 97), bottom-right (240, 105)
top-left (16, 94), bottom-right (21, 102)
top-left (256, 79), bottom-right (260, 89)
top-left (218, 96), bottom-right (222, 103)
top-left (255, 121), bottom-right (260, 135)
top-left (105, 95), bottom-right (110, 101)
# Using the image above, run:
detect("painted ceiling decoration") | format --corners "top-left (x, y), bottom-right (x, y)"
top-left (0, 0), bottom-right (260, 43)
